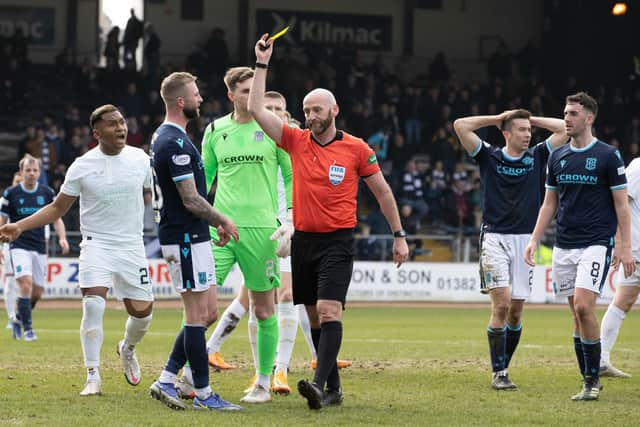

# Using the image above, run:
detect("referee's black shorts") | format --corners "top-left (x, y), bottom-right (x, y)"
top-left (291, 228), bottom-right (355, 307)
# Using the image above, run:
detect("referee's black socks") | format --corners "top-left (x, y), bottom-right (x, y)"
top-left (313, 321), bottom-right (343, 391)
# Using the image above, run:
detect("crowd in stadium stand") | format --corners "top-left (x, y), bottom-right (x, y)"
top-left (3, 26), bottom-right (640, 259)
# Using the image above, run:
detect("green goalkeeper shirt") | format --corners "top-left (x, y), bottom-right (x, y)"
top-left (201, 113), bottom-right (293, 230)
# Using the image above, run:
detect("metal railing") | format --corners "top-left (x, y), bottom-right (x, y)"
top-left (354, 233), bottom-right (479, 262)
top-left (45, 230), bottom-right (480, 263)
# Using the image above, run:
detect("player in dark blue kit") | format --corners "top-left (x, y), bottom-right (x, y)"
top-left (525, 92), bottom-right (636, 401)
top-left (0, 154), bottom-right (68, 340)
top-left (148, 72), bottom-right (242, 411)
top-left (454, 109), bottom-right (567, 390)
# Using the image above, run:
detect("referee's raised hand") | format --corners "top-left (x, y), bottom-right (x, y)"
top-left (255, 33), bottom-right (273, 64)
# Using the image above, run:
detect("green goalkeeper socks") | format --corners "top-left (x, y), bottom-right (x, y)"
top-left (257, 314), bottom-right (279, 375)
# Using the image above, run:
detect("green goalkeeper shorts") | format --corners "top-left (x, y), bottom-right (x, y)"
top-left (212, 227), bottom-right (280, 292)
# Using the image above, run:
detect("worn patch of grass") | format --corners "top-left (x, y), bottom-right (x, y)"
top-left (0, 306), bottom-right (638, 426)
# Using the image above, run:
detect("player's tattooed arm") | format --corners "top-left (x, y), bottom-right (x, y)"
top-left (175, 177), bottom-right (230, 227)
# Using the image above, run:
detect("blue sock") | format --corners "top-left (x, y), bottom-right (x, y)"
top-left (573, 335), bottom-right (585, 377)
top-left (487, 326), bottom-right (507, 372)
top-left (17, 297), bottom-right (32, 331)
top-left (581, 338), bottom-right (601, 383)
top-left (184, 325), bottom-right (208, 389)
top-left (505, 323), bottom-right (522, 368)
top-left (165, 328), bottom-right (187, 375)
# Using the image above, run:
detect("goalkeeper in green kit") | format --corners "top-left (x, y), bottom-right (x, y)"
top-left (201, 66), bottom-right (293, 403)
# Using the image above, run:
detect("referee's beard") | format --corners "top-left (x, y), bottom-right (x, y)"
top-left (306, 115), bottom-right (332, 136)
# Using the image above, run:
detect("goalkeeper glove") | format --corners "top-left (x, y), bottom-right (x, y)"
top-left (270, 209), bottom-right (293, 257)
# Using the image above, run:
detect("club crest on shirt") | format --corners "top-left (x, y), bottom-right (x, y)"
top-left (198, 271), bottom-right (207, 285)
top-left (36, 196), bottom-right (44, 205)
top-left (254, 131), bottom-right (264, 141)
top-left (585, 157), bottom-right (597, 171)
top-left (329, 164), bottom-right (346, 185)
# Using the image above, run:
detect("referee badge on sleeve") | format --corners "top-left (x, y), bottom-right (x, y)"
top-left (329, 164), bottom-right (346, 185)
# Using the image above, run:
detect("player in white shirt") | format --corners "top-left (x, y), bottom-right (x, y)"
top-left (599, 157), bottom-right (640, 378)
top-left (0, 105), bottom-right (154, 396)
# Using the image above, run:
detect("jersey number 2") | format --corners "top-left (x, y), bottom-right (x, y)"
top-left (139, 267), bottom-right (150, 285)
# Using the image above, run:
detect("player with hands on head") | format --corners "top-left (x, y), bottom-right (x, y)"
top-left (453, 107), bottom-right (567, 390)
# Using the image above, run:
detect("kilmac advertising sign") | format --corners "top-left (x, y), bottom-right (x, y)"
top-left (256, 9), bottom-right (392, 51)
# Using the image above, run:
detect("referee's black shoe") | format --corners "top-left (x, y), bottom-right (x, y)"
top-left (321, 388), bottom-right (344, 407)
top-left (297, 380), bottom-right (323, 410)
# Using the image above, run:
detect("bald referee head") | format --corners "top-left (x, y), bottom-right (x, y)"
top-left (302, 89), bottom-right (339, 138)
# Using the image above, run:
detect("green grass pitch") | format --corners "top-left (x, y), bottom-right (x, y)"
top-left (0, 304), bottom-right (639, 426)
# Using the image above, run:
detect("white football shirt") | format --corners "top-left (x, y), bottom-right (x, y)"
top-left (626, 158), bottom-right (640, 259)
top-left (61, 145), bottom-right (152, 246)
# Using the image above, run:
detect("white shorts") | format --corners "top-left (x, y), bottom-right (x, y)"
top-left (616, 259), bottom-right (640, 287)
top-left (279, 256), bottom-right (291, 274)
top-left (10, 248), bottom-right (46, 286)
top-left (3, 245), bottom-right (13, 275)
top-left (161, 240), bottom-right (216, 293)
top-left (552, 245), bottom-right (612, 297)
top-left (479, 233), bottom-right (533, 299)
top-left (79, 242), bottom-right (154, 301)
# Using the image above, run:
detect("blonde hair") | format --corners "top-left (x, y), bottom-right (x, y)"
top-left (265, 91), bottom-right (286, 110)
top-left (223, 67), bottom-right (254, 92)
top-left (160, 72), bottom-right (198, 103)
top-left (19, 154), bottom-right (41, 171)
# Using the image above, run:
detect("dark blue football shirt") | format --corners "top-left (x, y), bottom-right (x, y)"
top-left (1, 183), bottom-right (55, 253)
top-left (472, 139), bottom-right (552, 234)
top-left (546, 139), bottom-right (627, 249)
top-left (151, 122), bottom-right (209, 245)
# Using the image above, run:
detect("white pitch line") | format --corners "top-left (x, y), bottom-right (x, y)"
top-left (26, 329), bottom-right (639, 354)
